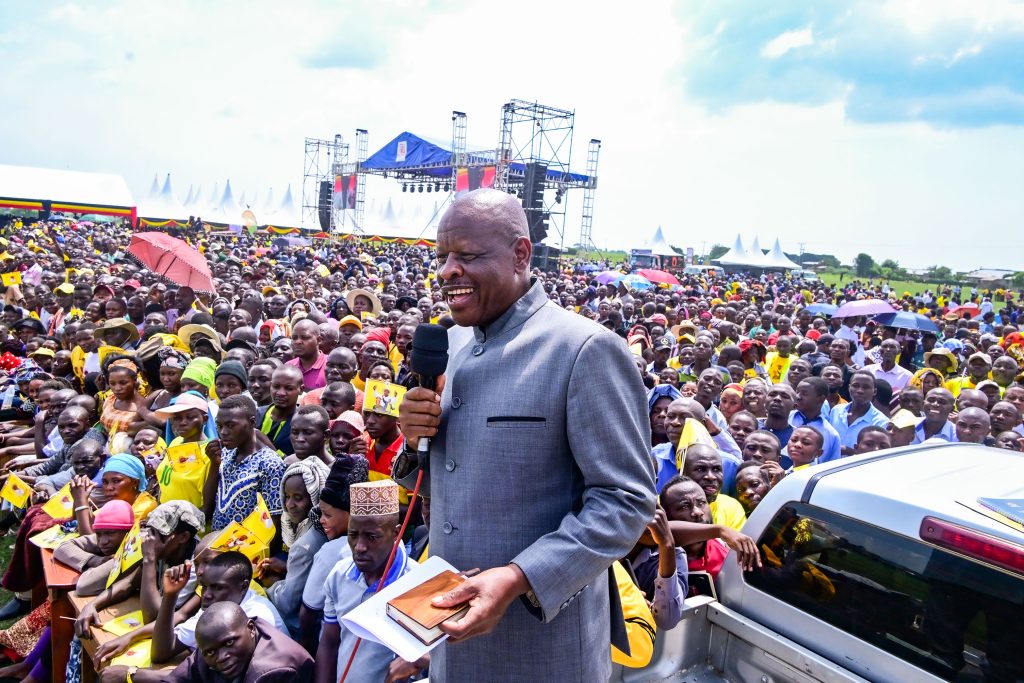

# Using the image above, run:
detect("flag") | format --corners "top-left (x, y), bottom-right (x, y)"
top-left (111, 639), bottom-right (152, 668)
top-left (455, 166), bottom-right (496, 193)
top-left (210, 521), bottom-right (269, 563)
top-left (675, 419), bottom-right (716, 473)
top-left (1, 271), bottom-right (22, 286)
top-left (241, 493), bottom-right (276, 546)
top-left (0, 473), bottom-right (32, 509)
top-left (165, 442), bottom-right (205, 474)
top-left (107, 521), bottom-right (143, 587)
top-left (101, 610), bottom-right (146, 636)
top-left (41, 484), bottom-right (75, 520)
top-left (29, 525), bottom-right (79, 550)
top-left (132, 491), bottom-right (158, 521)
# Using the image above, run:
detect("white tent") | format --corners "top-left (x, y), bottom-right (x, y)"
top-left (144, 174), bottom-right (159, 200)
top-left (265, 185), bottom-right (303, 229)
top-left (0, 164), bottom-right (135, 209)
top-left (763, 239), bottom-right (801, 270)
top-left (645, 226), bottom-right (677, 257)
top-left (714, 235), bottom-right (753, 266)
top-left (745, 236), bottom-right (774, 268)
top-left (203, 180), bottom-right (244, 226)
top-left (137, 173), bottom-right (189, 223)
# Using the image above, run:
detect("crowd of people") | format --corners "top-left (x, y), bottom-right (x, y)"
top-left (0, 205), bottom-right (1017, 682)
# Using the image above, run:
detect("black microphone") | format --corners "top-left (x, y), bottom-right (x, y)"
top-left (408, 324), bottom-right (449, 456)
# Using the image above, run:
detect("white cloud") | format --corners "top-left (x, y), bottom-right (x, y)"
top-left (761, 28), bottom-right (814, 59)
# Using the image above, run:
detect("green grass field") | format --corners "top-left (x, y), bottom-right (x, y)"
top-left (817, 273), bottom-right (947, 297)
top-left (0, 534), bottom-right (17, 629)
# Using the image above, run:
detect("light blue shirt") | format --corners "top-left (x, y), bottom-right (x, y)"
top-left (828, 403), bottom-right (890, 451)
top-left (914, 420), bottom-right (957, 444)
top-left (790, 409), bottom-right (842, 462)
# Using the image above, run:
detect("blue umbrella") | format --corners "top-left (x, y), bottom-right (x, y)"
top-left (617, 274), bottom-right (654, 290)
top-left (804, 303), bottom-right (837, 316)
top-left (872, 311), bottom-right (940, 333)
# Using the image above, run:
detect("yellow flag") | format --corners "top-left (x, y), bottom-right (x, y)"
top-left (210, 521), bottom-right (269, 563)
top-left (100, 610), bottom-right (146, 636)
top-left (29, 524), bottom-right (79, 550)
top-left (314, 264), bottom-right (330, 278)
top-left (165, 442), bottom-right (205, 474)
top-left (41, 484), bottom-right (76, 520)
top-left (241, 493), bottom-right (276, 546)
top-left (1, 271), bottom-right (21, 286)
top-left (110, 639), bottom-right (152, 668)
top-left (0, 473), bottom-right (32, 509)
top-left (675, 419), bottom-right (716, 473)
top-left (131, 491), bottom-right (158, 522)
top-left (106, 521), bottom-right (143, 587)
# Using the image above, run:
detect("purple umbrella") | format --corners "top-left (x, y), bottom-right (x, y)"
top-left (595, 271), bottom-right (621, 285)
top-left (833, 298), bottom-right (896, 319)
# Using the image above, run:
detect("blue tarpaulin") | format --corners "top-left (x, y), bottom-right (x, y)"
top-left (362, 132), bottom-right (589, 183)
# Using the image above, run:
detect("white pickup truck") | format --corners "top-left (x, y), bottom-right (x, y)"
top-left (611, 442), bottom-right (1024, 683)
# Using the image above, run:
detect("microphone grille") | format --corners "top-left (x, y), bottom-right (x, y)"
top-left (410, 324), bottom-right (449, 377)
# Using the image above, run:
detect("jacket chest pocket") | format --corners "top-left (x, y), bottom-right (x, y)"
top-left (486, 416), bottom-right (546, 428)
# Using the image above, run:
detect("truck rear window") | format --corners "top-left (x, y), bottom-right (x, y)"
top-left (747, 503), bottom-right (1024, 681)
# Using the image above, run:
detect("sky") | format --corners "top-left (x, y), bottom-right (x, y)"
top-left (2, 0), bottom-right (1023, 271)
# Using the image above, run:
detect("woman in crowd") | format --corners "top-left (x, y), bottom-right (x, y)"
top-left (154, 392), bottom-right (214, 508)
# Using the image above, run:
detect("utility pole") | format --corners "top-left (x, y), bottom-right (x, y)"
top-left (798, 242), bottom-right (806, 267)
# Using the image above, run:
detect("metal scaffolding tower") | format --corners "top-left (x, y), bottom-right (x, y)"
top-left (353, 129), bottom-right (368, 231)
top-left (451, 111), bottom-right (467, 188)
top-left (303, 136), bottom-right (347, 232)
top-left (577, 139), bottom-right (601, 258)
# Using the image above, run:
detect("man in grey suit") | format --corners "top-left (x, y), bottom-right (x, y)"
top-left (398, 189), bottom-right (656, 681)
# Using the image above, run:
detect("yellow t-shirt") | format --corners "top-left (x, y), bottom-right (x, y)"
top-left (155, 437), bottom-right (211, 510)
top-left (945, 376), bottom-right (982, 398)
top-left (765, 352), bottom-right (793, 383)
top-left (609, 561), bottom-right (656, 668)
top-left (709, 494), bottom-right (747, 531)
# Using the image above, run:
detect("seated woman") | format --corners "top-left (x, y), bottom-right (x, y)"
top-left (73, 452), bottom-right (156, 536)
top-left (153, 393), bottom-right (214, 509)
top-left (0, 440), bottom-right (105, 618)
top-left (261, 460), bottom-right (328, 637)
top-left (0, 500), bottom-right (135, 683)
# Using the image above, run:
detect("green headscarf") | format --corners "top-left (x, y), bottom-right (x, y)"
top-left (181, 357), bottom-right (217, 389)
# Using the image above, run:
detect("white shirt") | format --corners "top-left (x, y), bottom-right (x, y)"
top-left (864, 362), bottom-right (913, 392)
top-left (174, 588), bottom-right (287, 649)
top-left (301, 535), bottom-right (352, 612)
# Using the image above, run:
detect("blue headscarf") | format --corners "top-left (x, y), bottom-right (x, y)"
top-left (161, 390), bottom-right (219, 444)
top-left (102, 453), bottom-right (147, 491)
top-left (647, 384), bottom-right (682, 413)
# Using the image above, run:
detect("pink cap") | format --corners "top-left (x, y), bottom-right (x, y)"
top-left (124, 279), bottom-right (142, 289)
top-left (93, 500), bottom-right (135, 531)
top-left (155, 392), bottom-right (209, 417)
top-left (332, 410), bottom-right (365, 433)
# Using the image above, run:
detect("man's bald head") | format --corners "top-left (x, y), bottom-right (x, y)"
top-left (439, 189), bottom-right (529, 242)
top-left (195, 602), bottom-right (257, 676)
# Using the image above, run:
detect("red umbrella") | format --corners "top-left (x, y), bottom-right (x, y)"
top-left (636, 269), bottom-right (680, 286)
top-left (949, 303), bottom-right (982, 316)
top-left (127, 232), bottom-right (215, 294)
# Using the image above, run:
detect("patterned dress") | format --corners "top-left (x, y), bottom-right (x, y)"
top-left (212, 446), bottom-right (285, 531)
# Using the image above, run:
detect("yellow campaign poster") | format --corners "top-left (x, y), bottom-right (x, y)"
top-left (41, 484), bottom-right (75, 520)
top-left (165, 442), bottom-right (205, 474)
top-left (111, 639), bottom-right (152, 668)
top-left (101, 610), bottom-right (146, 636)
top-left (210, 521), bottom-right (268, 563)
top-left (1, 271), bottom-right (22, 286)
top-left (106, 522), bottom-right (143, 587)
top-left (29, 524), bottom-right (79, 550)
top-left (0, 473), bottom-right (32, 509)
top-left (364, 379), bottom-right (406, 418)
top-left (241, 493), bottom-right (276, 546)
top-left (132, 492), bottom-right (158, 521)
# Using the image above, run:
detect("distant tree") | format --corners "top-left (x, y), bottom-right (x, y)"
top-left (1012, 272), bottom-right (1024, 288)
top-left (879, 259), bottom-right (907, 280)
top-left (927, 265), bottom-right (953, 282)
top-left (708, 244), bottom-right (729, 260)
top-left (854, 253), bottom-right (876, 277)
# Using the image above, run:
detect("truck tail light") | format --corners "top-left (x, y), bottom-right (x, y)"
top-left (920, 516), bottom-right (1024, 576)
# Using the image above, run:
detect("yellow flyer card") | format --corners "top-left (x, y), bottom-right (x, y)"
top-left (101, 610), bottom-right (146, 636)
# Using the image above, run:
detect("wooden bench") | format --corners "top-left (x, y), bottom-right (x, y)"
top-left (42, 547), bottom-right (81, 680)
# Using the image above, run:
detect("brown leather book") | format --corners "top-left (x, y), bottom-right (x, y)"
top-left (386, 570), bottom-right (470, 645)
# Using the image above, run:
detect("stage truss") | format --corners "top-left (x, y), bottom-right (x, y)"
top-left (306, 99), bottom-right (600, 250)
